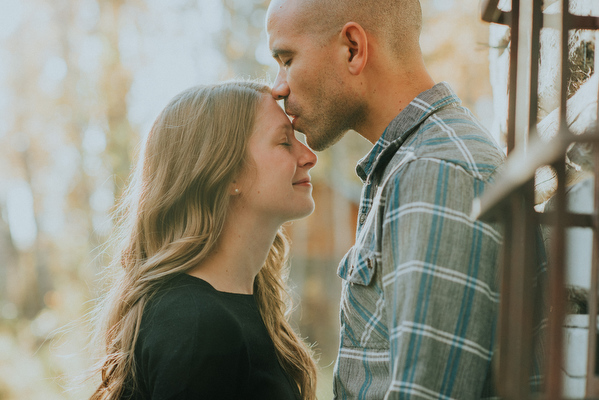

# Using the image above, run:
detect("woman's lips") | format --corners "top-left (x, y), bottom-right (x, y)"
top-left (293, 178), bottom-right (311, 186)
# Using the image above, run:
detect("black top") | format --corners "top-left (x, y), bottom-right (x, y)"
top-left (125, 273), bottom-right (301, 400)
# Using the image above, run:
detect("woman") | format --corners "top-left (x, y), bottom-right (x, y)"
top-left (90, 81), bottom-right (318, 399)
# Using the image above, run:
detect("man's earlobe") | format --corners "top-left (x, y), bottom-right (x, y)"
top-left (341, 22), bottom-right (368, 75)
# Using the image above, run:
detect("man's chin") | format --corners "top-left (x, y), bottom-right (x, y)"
top-left (306, 129), bottom-right (346, 152)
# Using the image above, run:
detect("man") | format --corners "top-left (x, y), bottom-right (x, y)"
top-left (266, 0), bottom-right (507, 398)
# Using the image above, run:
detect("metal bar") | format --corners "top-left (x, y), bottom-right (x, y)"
top-left (472, 131), bottom-right (599, 222)
top-left (496, 12), bottom-right (511, 26)
top-left (559, 1), bottom-right (570, 128)
top-left (496, 186), bottom-right (537, 399)
top-left (492, 2), bottom-right (540, 398)
top-left (543, 13), bottom-right (599, 30)
top-left (544, 1), bottom-right (571, 397)
top-left (481, 0), bottom-right (511, 24)
top-left (496, 206), bottom-right (512, 396)
top-left (544, 13), bottom-right (599, 31)
top-left (570, 15), bottom-right (599, 30)
top-left (545, 159), bottom-right (567, 400)
top-left (528, 0), bottom-right (542, 142)
top-left (514, 0), bottom-right (534, 149)
top-left (536, 211), bottom-right (597, 228)
top-left (587, 195), bottom-right (599, 395)
top-left (506, 0), bottom-right (520, 153)
top-left (585, 28), bottom-right (599, 399)
top-left (472, 136), bottom-right (564, 221)
top-left (480, 0), bottom-right (500, 22)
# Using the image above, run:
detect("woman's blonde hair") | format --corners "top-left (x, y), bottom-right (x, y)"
top-left (90, 81), bottom-right (317, 399)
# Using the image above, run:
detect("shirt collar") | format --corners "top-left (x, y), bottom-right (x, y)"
top-left (355, 82), bottom-right (461, 182)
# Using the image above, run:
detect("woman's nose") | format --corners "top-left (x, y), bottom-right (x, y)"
top-left (298, 143), bottom-right (317, 169)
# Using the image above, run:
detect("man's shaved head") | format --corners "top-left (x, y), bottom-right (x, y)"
top-left (266, 0), bottom-right (430, 149)
top-left (268, 0), bottom-right (423, 58)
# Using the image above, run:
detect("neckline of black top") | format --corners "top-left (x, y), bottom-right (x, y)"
top-left (179, 273), bottom-right (256, 299)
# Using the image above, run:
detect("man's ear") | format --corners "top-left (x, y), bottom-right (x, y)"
top-left (340, 22), bottom-right (368, 75)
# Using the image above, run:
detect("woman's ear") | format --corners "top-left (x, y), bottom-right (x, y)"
top-left (229, 181), bottom-right (241, 196)
top-left (340, 22), bottom-right (368, 76)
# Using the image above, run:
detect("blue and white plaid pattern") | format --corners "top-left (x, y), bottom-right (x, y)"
top-left (333, 83), bottom-right (513, 399)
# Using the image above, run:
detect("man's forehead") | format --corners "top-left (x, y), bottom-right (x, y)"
top-left (267, 0), bottom-right (305, 49)
top-left (268, 0), bottom-right (290, 10)
top-left (267, 0), bottom-right (299, 15)
top-left (267, 0), bottom-right (310, 31)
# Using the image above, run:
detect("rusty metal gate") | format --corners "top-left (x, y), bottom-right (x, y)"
top-left (475, 0), bottom-right (599, 398)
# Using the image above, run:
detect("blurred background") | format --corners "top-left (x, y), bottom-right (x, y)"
top-left (0, 0), bottom-right (496, 398)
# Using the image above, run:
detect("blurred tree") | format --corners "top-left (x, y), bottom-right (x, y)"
top-left (221, 0), bottom-right (271, 78)
top-left (98, 0), bottom-right (136, 197)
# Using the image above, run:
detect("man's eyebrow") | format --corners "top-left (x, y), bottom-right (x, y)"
top-left (271, 49), bottom-right (294, 58)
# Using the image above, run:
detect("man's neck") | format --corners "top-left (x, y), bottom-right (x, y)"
top-left (357, 62), bottom-right (435, 144)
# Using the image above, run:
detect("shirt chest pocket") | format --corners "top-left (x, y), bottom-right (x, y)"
top-left (337, 192), bottom-right (383, 286)
top-left (337, 246), bottom-right (389, 349)
top-left (338, 245), bottom-right (377, 286)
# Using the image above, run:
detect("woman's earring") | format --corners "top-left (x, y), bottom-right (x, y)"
top-left (234, 188), bottom-right (240, 194)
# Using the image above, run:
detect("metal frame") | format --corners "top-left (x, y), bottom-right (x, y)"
top-left (475, 0), bottom-right (599, 398)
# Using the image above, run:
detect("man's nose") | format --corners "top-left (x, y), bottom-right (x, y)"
top-left (272, 71), bottom-right (290, 100)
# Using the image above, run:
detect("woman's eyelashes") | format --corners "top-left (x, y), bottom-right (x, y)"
top-left (279, 132), bottom-right (293, 147)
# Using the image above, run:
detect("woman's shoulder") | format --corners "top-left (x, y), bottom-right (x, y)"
top-left (137, 274), bottom-right (252, 366)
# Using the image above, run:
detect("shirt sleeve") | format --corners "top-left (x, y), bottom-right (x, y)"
top-left (137, 302), bottom-right (249, 400)
top-left (381, 158), bottom-right (502, 399)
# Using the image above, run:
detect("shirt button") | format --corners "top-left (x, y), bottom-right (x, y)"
top-left (359, 214), bottom-right (366, 225)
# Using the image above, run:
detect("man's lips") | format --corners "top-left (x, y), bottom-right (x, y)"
top-left (285, 108), bottom-right (298, 127)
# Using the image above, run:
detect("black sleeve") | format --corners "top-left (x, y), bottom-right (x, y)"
top-left (137, 296), bottom-right (250, 399)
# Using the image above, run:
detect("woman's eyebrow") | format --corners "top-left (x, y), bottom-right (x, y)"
top-left (278, 121), bottom-right (293, 132)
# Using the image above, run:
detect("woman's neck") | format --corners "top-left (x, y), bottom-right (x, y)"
top-left (187, 211), bottom-right (280, 295)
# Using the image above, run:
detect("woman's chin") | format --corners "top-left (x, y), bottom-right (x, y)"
top-left (286, 201), bottom-right (316, 222)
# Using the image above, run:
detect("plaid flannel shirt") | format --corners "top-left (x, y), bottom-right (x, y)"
top-left (333, 83), bottom-right (507, 399)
